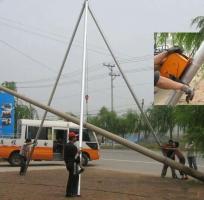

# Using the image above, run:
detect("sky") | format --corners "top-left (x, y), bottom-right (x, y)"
top-left (0, 0), bottom-right (204, 119)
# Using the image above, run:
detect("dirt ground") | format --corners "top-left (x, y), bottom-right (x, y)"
top-left (0, 168), bottom-right (203, 200)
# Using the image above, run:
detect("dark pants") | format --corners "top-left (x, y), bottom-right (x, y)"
top-left (161, 164), bottom-right (177, 178)
top-left (20, 156), bottom-right (27, 175)
top-left (65, 162), bottom-right (79, 196)
top-left (187, 156), bottom-right (197, 170)
top-left (161, 155), bottom-right (177, 178)
top-left (178, 157), bottom-right (186, 176)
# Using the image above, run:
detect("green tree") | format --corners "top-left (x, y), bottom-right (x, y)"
top-left (116, 110), bottom-right (139, 138)
top-left (173, 105), bottom-right (204, 152)
top-left (89, 107), bottom-right (139, 138)
top-left (192, 16), bottom-right (204, 34)
top-left (1, 81), bottom-right (17, 91)
top-left (89, 107), bottom-right (118, 133)
top-left (155, 32), bottom-right (203, 54)
top-left (147, 106), bottom-right (176, 139)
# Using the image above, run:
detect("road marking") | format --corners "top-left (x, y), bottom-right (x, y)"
top-left (101, 158), bottom-right (160, 165)
top-left (101, 158), bottom-right (204, 168)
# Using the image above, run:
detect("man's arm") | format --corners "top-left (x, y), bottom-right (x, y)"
top-left (155, 74), bottom-right (194, 103)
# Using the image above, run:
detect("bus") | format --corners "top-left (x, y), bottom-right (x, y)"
top-left (0, 119), bottom-right (100, 166)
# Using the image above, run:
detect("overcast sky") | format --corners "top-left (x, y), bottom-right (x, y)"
top-left (0, 0), bottom-right (203, 118)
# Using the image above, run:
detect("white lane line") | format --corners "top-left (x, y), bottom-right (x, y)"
top-left (101, 158), bottom-right (204, 168)
top-left (101, 158), bottom-right (160, 165)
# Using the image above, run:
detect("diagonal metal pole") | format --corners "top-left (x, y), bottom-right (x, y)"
top-left (88, 6), bottom-right (161, 146)
top-left (78, 0), bottom-right (89, 195)
top-left (1, 85), bottom-right (204, 182)
top-left (24, 2), bottom-right (86, 174)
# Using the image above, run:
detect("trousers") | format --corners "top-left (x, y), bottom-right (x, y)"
top-left (65, 162), bottom-right (79, 196)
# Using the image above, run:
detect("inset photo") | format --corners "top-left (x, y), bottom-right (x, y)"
top-left (154, 32), bottom-right (204, 105)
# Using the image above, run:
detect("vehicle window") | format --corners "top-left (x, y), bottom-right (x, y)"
top-left (69, 128), bottom-right (91, 142)
top-left (88, 130), bottom-right (96, 142)
top-left (27, 126), bottom-right (52, 140)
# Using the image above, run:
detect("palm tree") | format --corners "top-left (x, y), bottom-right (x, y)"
top-left (191, 16), bottom-right (204, 33)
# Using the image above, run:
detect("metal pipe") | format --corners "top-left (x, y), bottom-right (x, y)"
top-left (25, 2), bottom-right (86, 172)
top-left (167, 42), bottom-right (204, 105)
top-left (78, 0), bottom-right (89, 195)
top-left (1, 85), bottom-right (204, 182)
top-left (88, 6), bottom-right (161, 147)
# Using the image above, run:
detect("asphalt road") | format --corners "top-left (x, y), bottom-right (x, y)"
top-left (93, 149), bottom-right (204, 176)
top-left (0, 149), bottom-right (204, 177)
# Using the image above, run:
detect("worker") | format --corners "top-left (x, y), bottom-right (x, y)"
top-left (174, 141), bottom-right (188, 180)
top-left (19, 138), bottom-right (32, 176)
top-left (64, 131), bottom-right (84, 198)
top-left (185, 140), bottom-right (198, 170)
top-left (161, 139), bottom-right (177, 178)
top-left (154, 46), bottom-right (194, 103)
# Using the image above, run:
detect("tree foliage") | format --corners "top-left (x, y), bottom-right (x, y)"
top-left (191, 16), bottom-right (204, 34)
top-left (155, 32), bottom-right (203, 54)
top-left (88, 107), bottom-right (139, 137)
top-left (1, 81), bottom-right (17, 91)
top-left (147, 106), bottom-right (176, 138)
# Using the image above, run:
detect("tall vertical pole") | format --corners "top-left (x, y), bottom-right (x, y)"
top-left (111, 67), bottom-right (113, 111)
top-left (25, 2), bottom-right (85, 173)
top-left (78, 0), bottom-right (88, 195)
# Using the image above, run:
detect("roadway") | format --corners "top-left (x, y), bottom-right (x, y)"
top-left (0, 149), bottom-right (204, 177)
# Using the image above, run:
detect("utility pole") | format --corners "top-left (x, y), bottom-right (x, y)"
top-left (138, 98), bottom-right (144, 143)
top-left (103, 63), bottom-right (120, 111)
top-left (85, 94), bottom-right (89, 121)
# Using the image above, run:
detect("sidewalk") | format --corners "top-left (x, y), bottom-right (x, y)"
top-left (0, 167), bottom-right (203, 200)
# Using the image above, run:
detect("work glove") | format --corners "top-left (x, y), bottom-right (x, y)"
top-left (167, 46), bottom-right (183, 55)
top-left (181, 85), bottom-right (194, 103)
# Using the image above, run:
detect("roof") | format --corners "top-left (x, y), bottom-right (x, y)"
top-left (19, 119), bottom-right (79, 128)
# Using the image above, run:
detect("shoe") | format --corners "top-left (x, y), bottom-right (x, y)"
top-left (65, 194), bottom-right (75, 197)
top-left (161, 174), bottom-right (165, 178)
top-left (172, 175), bottom-right (178, 179)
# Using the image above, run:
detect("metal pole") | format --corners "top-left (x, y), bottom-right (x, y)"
top-left (78, 0), bottom-right (88, 195)
top-left (88, 6), bottom-right (161, 146)
top-left (25, 2), bottom-right (86, 173)
top-left (1, 85), bottom-right (204, 182)
top-left (111, 67), bottom-right (113, 111)
top-left (167, 42), bottom-right (204, 105)
top-left (103, 64), bottom-right (119, 111)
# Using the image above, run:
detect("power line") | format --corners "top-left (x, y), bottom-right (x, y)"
top-left (0, 38), bottom-right (152, 86)
top-left (36, 81), bottom-right (151, 103)
top-left (0, 39), bottom-right (57, 73)
top-left (0, 18), bottom-right (152, 62)
top-left (0, 16), bottom-right (152, 60)
top-left (16, 66), bottom-right (151, 89)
